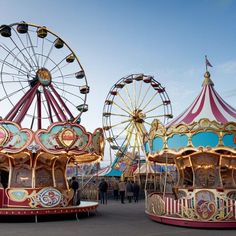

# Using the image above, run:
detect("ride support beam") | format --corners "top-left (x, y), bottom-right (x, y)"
top-left (15, 84), bottom-right (40, 124)
top-left (37, 91), bottom-right (42, 129)
top-left (5, 85), bottom-right (38, 121)
top-left (45, 89), bottom-right (67, 121)
top-left (43, 87), bottom-right (62, 122)
top-left (49, 84), bottom-right (74, 120)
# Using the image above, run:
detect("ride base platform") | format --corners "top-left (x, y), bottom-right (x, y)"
top-left (0, 201), bottom-right (98, 222)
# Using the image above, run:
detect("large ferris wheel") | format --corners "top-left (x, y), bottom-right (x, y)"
top-left (0, 22), bottom-right (89, 130)
top-left (102, 74), bottom-right (173, 172)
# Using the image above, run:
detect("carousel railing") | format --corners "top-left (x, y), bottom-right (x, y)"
top-left (146, 191), bottom-right (236, 221)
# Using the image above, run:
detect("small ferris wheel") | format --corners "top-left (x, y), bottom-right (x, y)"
top-left (0, 22), bottom-right (89, 130)
top-left (102, 74), bottom-right (173, 171)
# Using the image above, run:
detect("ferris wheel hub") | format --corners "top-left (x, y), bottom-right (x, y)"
top-left (36, 68), bottom-right (52, 86)
top-left (132, 109), bottom-right (146, 123)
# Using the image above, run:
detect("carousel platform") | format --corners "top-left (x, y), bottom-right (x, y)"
top-left (0, 201), bottom-right (98, 222)
top-left (146, 211), bottom-right (236, 228)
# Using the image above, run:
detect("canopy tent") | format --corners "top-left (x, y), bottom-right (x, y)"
top-left (168, 72), bottom-right (236, 126)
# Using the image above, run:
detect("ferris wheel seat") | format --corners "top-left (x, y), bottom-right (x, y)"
top-left (66, 54), bottom-right (75, 63)
top-left (134, 75), bottom-right (143, 81)
top-left (110, 90), bottom-right (118, 95)
top-left (115, 83), bottom-right (125, 88)
top-left (76, 104), bottom-right (88, 112)
top-left (0, 25), bottom-right (11, 37)
top-left (79, 85), bottom-right (89, 94)
top-left (75, 70), bottom-right (85, 79)
top-left (105, 100), bottom-right (113, 105)
top-left (124, 78), bottom-right (133, 84)
top-left (37, 26), bottom-right (47, 38)
top-left (16, 22), bottom-right (28, 34)
top-left (143, 77), bottom-right (152, 83)
top-left (54, 38), bottom-right (64, 49)
top-left (163, 100), bottom-right (171, 105)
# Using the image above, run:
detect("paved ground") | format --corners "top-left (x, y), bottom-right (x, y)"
top-left (0, 200), bottom-right (235, 236)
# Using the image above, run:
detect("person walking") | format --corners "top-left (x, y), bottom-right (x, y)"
top-left (71, 176), bottom-right (80, 205)
top-left (133, 181), bottom-right (140, 203)
top-left (126, 180), bottom-right (133, 203)
top-left (98, 178), bottom-right (108, 204)
top-left (118, 179), bottom-right (126, 204)
top-left (112, 178), bottom-right (119, 200)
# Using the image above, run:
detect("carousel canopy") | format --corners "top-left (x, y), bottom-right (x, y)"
top-left (168, 71), bottom-right (236, 126)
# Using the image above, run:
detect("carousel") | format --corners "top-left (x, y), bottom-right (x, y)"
top-left (0, 22), bottom-right (104, 221)
top-left (145, 68), bottom-right (236, 228)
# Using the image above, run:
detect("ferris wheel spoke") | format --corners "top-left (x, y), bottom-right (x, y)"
top-left (60, 94), bottom-right (78, 108)
top-left (112, 101), bottom-right (132, 116)
top-left (0, 71), bottom-right (29, 78)
top-left (137, 84), bottom-right (152, 110)
top-left (12, 28), bottom-right (39, 69)
top-left (133, 79), bottom-right (137, 108)
top-left (136, 79), bottom-right (143, 107)
top-left (42, 43), bottom-right (54, 68)
top-left (109, 113), bottom-right (130, 118)
top-left (25, 31), bottom-right (40, 68)
top-left (140, 91), bottom-right (159, 111)
top-left (50, 54), bottom-right (70, 73)
top-left (0, 46), bottom-right (32, 76)
top-left (52, 83), bottom-right (84, 101)
top-left (124, 85), bottom-right (135, 111)
top-left (9, 37), bottom-right (36, 71)
top-left (110, 118), bottom-right (132, 129)
top-left (52, 72), bottom-right (75, 80)
top-left (144, 103), bottom-right (163, 114)
top-left (51, 62), bottom-right (72, 76)
top-left (145, 114), bottom-right (166, 119)
top-left (116, 94), bottom-right (133, 114)
top-left (0, 79), bottom-right (29, 83)
top-left (113, 121), bottom-right (133, 141)
top-left (0, 84), bottom-right (30, 102)
top-left (53, 81), bottom-right (81, 88)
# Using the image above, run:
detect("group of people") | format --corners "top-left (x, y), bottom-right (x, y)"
top-left (69, 176), bottom-right (141, 206)
top-left (98, 178), bottom-right (140, 204)
top-left (118, 179), bottom-right (140, 204)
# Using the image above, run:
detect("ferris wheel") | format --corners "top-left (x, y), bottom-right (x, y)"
top-left (0, 22), bottom-right (89, 130)
top-left (102, 74), bottom-right (173, 170)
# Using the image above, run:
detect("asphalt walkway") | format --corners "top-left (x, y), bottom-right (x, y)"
top-left (0, 200), bottom-right (235, 236)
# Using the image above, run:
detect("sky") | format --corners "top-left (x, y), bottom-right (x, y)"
top-left (0, 0), bottom-right (236, 166)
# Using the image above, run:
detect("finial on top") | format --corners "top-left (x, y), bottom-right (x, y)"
top-left (204, 71), bottom-right (211, 78)
top-left (203, 71), bottom-right (214, 86)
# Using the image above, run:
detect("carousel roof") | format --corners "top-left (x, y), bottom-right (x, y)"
top-left (168, 71), bottom-right (236, 126)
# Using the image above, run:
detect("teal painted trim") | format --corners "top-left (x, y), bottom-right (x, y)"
top-left (167, 134), bottom-right (188, 150)
top-left (192, 132), bottom-right (219, 147)
top-left (144, 141), bottom-right (150, 153)
top-left (223, 134), bottom-right (236, 148)
top-left (152, 137), bottom-right (164, 152)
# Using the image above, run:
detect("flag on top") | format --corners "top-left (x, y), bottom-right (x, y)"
top-left (205, 56), bottom-right (213, 68)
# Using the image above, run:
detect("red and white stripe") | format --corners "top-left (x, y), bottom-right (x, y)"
top-left (168, 80), bottom-right (236, 126)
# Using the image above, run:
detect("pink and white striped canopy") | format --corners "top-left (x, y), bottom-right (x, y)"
top-left (168, 72), bottom-right (236, 126)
